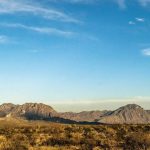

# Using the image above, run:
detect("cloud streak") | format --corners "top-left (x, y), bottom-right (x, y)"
top-left (0, 23), bottom-right (74, 37)
top-left (50, 0), bottom-right (96, 4)
top-left (129, 17), bottom-right (145, 25)
top-left (0, 0), bottom-right (149, 20)
top-left (0, 0), bottom-right (79, 23)
top-left (139, 0), bottom-right (150, 6)
top-left (142, 48), bottom-right (150, 56)
top-left (48, 0), bottom-right (150, 8)
top-left (49, 0), bottom-right (126, 8)
top-left (128, 21), bottom-right (135, 25)
top-left (0, 35), bottom-right (9, 44)
top-left (115, 0), bottom-right (126, 9)
top-left (136, 17), bottom-right (145, 22)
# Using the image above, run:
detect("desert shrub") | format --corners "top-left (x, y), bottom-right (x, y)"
top-left (124, 132), bottom-right (150, 149)
top-left (9, 134), bottom-right (29, 150)
top-left (0, 135), bottom-right (12, 150)
top-left (0, 120), bottom-right (149, 149)
top-left (92, 146), bottom-right (102, 150)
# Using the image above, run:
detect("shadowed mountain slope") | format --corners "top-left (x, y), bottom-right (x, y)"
top-left (10, 103), bottom-right (58, 119)
top-left (60, 110), bottom-right (110, 122)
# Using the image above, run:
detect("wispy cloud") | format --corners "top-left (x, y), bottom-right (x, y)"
top-left (115, 0), bottom-right (126, 9)
top-left (50, 0), bottom-right (96, 4)
top-left (115, 0), bottom-right (150, 8)
top-left (43, 0), bottom-right (150, 8)
top-left (68, 0), bottom-right (95, 3)
top-left (0, 0), bottom-right (79, 23)
top-left (0, 35), bottom-right (9, 44)
top-left (129, 17), bottom-right (145, 25)
top-left (0, 23), bottom-right (74, 37)
top-left (51, 0), bottom-right (126, 8)
top-left (138, 0), bottom-right (150, 6)
top-left (142, 48), bottom-right (150, 56)
top-left (128, 21), bottom-right (135, 25)
top-left (135, 17), bottom-right (145, 22)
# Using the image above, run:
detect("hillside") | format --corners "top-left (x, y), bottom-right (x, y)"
top-left (0, 103), bottom-right (77, 124)
top-left (98, 104), bottom-right (150, 124)
top-left (10, 103), bottom-right (58, 119)
top-left (0, 103), bottom-right (149, 124)
top-left (60, 110), bottom-right (109, 122)
top-left (0, 103), bottom-right (16, 117)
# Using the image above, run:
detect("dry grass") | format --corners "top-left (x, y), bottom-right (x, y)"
top-left (0, 118), bottom-right (149, 150)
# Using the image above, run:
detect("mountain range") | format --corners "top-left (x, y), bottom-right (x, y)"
top-left (0, 103), bottom-right (150, 124)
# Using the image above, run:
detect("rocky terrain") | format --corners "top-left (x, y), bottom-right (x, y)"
top-left (0, 103), bottom-right (149, 124)
top-left (10, 103), bottom-right (58, 119)
top-left (0, 103), bottom-right (16, 117)
top-left (60, 110), bottom-right (109, 122)
top-left (98, 104), bottom-right (150, 124)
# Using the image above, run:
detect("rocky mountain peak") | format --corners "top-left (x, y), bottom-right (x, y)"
top-left (98, 104), bottom-right (150, 124)
top-left (112, 104), bottom-right (143, 115)
top-left (10, 103), bottom-right (58, 119)
top-left (120, 104), bottom-right (142, 109)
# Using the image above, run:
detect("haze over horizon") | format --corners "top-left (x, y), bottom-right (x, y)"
top-left (0, 0), bottom-right (150, 110)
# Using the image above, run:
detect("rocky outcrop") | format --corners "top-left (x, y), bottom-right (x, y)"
top-left (10, 103), bottom-right (59, 119)
top-left (0, 103), bottom-right (16, 117)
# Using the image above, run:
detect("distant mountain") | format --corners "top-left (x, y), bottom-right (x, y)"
top-left (0, 103), bottom-right (149, 124)
top-left (10, 103), bottom-right (59, 120)
top-left (0, 103), bottom-right (76, 124)
top-left (98, 104), bottom-right (150, 124)
top-left (0, 103), bottom-right (16, 117)
top-left (60, 110), bottom-right (110, 122)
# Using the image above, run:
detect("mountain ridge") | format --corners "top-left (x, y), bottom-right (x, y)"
top-left (0, 103), bottom-right (149, 124)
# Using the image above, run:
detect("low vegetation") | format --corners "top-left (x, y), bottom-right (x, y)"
top-left (0, 119), bottom-right (149, 150)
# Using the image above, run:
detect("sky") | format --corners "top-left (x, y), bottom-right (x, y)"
top-left (0, 0), bottom-right (150, 110)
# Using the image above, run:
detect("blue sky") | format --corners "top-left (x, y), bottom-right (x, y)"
top-left (0, 0), bottom-right (150, 109)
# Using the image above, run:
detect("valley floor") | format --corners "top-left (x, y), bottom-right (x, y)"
top-left (0, 118), bottom-right (149, 150)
